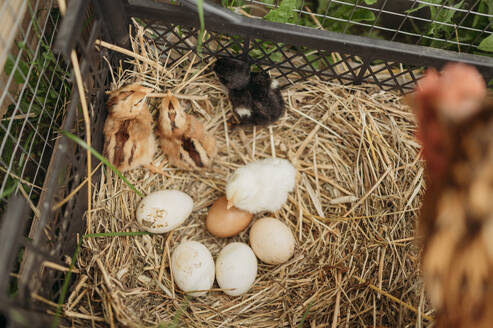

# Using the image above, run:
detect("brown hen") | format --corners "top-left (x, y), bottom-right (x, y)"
top-left (103, 84), bottom-right (156, 172)
top-left (411, 63), bottom-right (493, 327)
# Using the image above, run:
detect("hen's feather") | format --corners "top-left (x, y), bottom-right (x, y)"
top-left (413, 63), bottom-right (493, 327)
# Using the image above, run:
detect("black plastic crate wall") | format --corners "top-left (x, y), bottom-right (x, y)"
top-left (0, 0), bottom-right (70, 325)
top-left (127, 0), bottom-right (493, 93)
top-left (0, 0), bottom-right (69, 213)
top-left (0, 0), bottom-right (491, 325)
top-left (0, 1), bottom-right (110, 326)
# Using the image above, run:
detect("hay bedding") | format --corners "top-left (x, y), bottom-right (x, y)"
top-left (67, 26), bottom-right (431, 327)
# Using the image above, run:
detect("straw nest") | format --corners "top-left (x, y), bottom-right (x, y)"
top-left (66, 24), bottom-right (432, 327)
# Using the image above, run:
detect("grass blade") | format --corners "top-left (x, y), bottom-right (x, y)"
top-left (51, 238), bottom-right (83, 328)
top-left (196, 0), bottom-right (205, 55)
top-left (297, 302), bottom-right (312, 328)
top-left (84, 231), bottom-right (151, 238)
top-left (60, 130), bottom-right (145, 198)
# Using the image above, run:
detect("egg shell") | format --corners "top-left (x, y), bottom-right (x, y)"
top-left (206, 196), bottom-right (253, 238)
top-left (216, 242), bottom-right (257, 296)
top-left (136, 190), bottom-right (193, 233)
top-left (171, 241), bottom-right (215, 297)
top-left (249, 217), bottom-right (295, 265)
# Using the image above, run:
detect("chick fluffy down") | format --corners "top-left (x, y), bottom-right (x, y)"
top-left (157, 94), bottom-right (217, 170)
top-left (103, 84), bottom-right (156, 172)
top-left (226, 158), bottom-right (296, 213)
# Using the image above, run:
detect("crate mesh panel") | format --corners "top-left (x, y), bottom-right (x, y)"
top-left (25, 17), bottom-right (110, 304)
top-left (136, 17), bottom-right (421, 92)
top-left (0, 0), bottom-right (70, 212)
top-left (0, 0), bottom-right (491, 325)
top-left (244, 0), bottom-right (493, 53)
top-left (0, 2), bottom-right (109, 326)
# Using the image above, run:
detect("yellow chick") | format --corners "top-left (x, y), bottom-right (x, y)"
top-left (226, 158), bottom-right (296, 213)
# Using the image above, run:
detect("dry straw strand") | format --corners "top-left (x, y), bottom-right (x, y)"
top-left (68, 22), bottom-right (429, 328)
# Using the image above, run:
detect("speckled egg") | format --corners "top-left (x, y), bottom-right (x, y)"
top-left (136, 190), bottom-right (193, 233)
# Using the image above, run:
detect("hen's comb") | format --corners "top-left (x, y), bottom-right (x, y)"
top-left (417, 63), bottom-right (487, 123)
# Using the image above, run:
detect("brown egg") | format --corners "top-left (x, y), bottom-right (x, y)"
top-left (206, 196), bottom-right (253, 238)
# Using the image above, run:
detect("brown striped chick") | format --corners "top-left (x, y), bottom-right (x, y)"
top-left (157, 93), bottom-right (217, 170)
top-left (103, 83), bottom-right (157, 172)
top-left (158, 92), bottom-right (189, 138)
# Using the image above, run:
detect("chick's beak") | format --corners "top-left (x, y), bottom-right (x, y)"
top-left (226, 192), bottom-right (236, 210)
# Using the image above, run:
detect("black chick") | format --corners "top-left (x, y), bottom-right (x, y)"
top-left (214, 58), bottom-right (285, 126)
top-left (213, 57), bottom-right (250, 90)
top-left (240, 71), bottom-right (284, 126)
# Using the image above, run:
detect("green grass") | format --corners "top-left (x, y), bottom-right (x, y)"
top-left (297, 302), bottom-right (313, 328)
top-left (197, 0), bottom-right (205, 55)
top-left (61, 130), bottom-right (145, 198)
top-left (218, 0), bottom-right (493, 57)
top-left (1, 7), bottom-right (70, 302)
top-left (50, 229), bottom-right (190, 327)
top-left (84, 231), bottom-right (151, 238)
top-left (50, 130), bottom-right (148, 326)
top-left (158, 297), bottom-right (190, 328)
top-left (1, 6), bottom-right (70, 203)
top-left (216, 0), bottom-right (379, 65)
top-left (404, 0), bottom-right (491, 52)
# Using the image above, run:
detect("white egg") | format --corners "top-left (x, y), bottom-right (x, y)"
top-left (249, 217), bottom-right (295, 265)
top-left (136, 190), bottom-right (193, 233)
top-left (171, 241), bottom-right (215, 297)
top-left (216, 242), bottom-right (257, 296)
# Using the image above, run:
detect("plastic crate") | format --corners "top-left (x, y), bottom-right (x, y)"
top-left (1, 0), bottom-right (493, 326)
